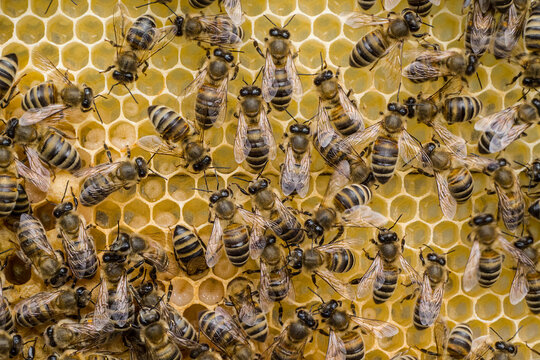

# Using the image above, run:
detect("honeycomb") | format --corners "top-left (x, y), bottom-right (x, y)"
top-left (1, 0), bottom-right (540, 359)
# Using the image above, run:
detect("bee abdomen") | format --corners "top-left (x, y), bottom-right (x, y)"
top-left (268, 276), bottom-right (289, 302)
top-left (350, 29), bottom-right (388, 68)
top-left (328, 248), bottom-right (355, 273)
top-left (126, 15), bottom-right (157, 51)
top-left (195, 84), bottom-right (222, 129)
top-left (526, 272), bottom-right (540, 314)
top-left (499, 193), bottom-right (525, 231)
top-left (413, 300), bottom-right (428, 330)
top-left (188, 0), bottom-right (215, 8)
top-left (357, 0), bottom-right (376, 10)
top-left (0, 299), bottom-right (15, 333)
top-left (443, 96), bottom-right (482, 124)
top-left (11, 184), bottom-right (29, 217)
top-left (108, 289), bottom-right (135, 330)
top-left (38, 132), bottom-right (82, 171)
top-left (18, 215), bottom-right (48, 257)
top-left (270, 212), bottom-right (304, 246)
top-left (447, 323), bottom-right (473, 359)
top-left (529, 199), bottom-right (540, 220)
top-left (0, 174), bottom-right (18, 216)
top-left (327, 101), bottom-right (362, 136)
top-left (407, 0), bottom-right (432, 17)
top-left (271, 68), bottom-right (293, 111)
top-left (478, 249), bottom-right (503, 288)
top-left (68, 238), bottom-right (98, 279)
top-left (447, 168), bottom-right (474, 203)
top-left (372, 136), bottom-right (398, 184)
top-left (16, 302), bottom-right (54, 327)
top-left (246, 127), bottom-right (270, 171)
top-left (373, 268), bottom-right (398, 303)
top-left (333, 184), bottom-right (371, 211)
top-left (0, 54), bottom-right (18, 103)
top-left (222, 223), bottom-right (249, 267)
top-left (199, 310), bottom-right (236, 348)
top-left (313, 133), bottom-right (348, 166)
top-left (79, 173), bottom-right (112, 206)
top-left (149, 105), bottom-right (189, 143)
top-left (241, 306), bottom-right (268, 343)
top-left (341, 331), bottom-right (365, 360)
top-left (526, 3), bottom-right (540, 52)
top-left (478, 131), bottom-right (494, 154)
top-left (172, 225), bottom-right (207, 276)
top-left (22, 81), bottom-right (57, 111)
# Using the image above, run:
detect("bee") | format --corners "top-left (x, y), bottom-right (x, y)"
top-left (44, 319), bottom-right (110, 352)
top-left (74, 146), bottom-right (148, 207)
top-left (187, 0), bottom-right (243, 26)
top-left (463, 213), bottom-right (535, 291)
top-left (234, 85), bottom-right (276, 172)
top-left (266, 308), bottom-right (318, 360)
top-left (225, 276), bottom-right (269, 343)
top-left (492, 0), bottom-right (528, 59)
top-left (14, 287), bottom-right (91, 328)
top-left (16, 213), bottom-right (70, 288)
top-left (19, 54), bottom-right (103, 125)
top-left (253, 16), bottom-right (302, 112)
top-left (0, 330), bottom-right (22, 360)
top-left (102, 2), bottom-right (177, 101)
top-left (383, 0), bottom-right (442, 16)
top-left (403, 48), bottom-right (477, 83)
top-left (0, 137), bottom-right (27, 218)
top-left (317, 299), bottom-right (398, 360)
top-left (509, 51), bottom-right (540, 90)
top-left (93, 272), bottom-right (134, 332)
top-left (182, 48), bottom-right (238, 130)
top-left (420, 319), bottom-right (474, 360)
top-left (474, 98), bottom-right (540, 154)
top-left (172, 224), bottom-right (208, 276)
top-left (288, 239), bottom-right (360, 301)
top-left (389, 354), bottom-right (417, 360)
top-left (137, 307), bottom-right (182, 360)
top-left (518, 159), bottom-right (540, 220)
top-left (138, 105), bottom-right (212, 173)
top-left (0, 278), bottom-right (14, 334)
top-left (198, 306), bottom-right (254, 360)
top-left (464, 0), bottom-right (496, 59)
top-left (314, 65), bottom-right (364, 138)
top-left (345, 9), bottom-right (423, 85)
top-left (280, 122), bottom-right (311, 198)
top-left (0, 53), bottom-right (22, 109)
top-left (344, 102), bottom-right (430, 184)
top-left (205, 186), bottom-right (272, 267)
top-left (54, 196), bottom-right (98, 280)
top-left (460, 327), bottom-right (523, 360)
top-left (353, 223), bottom-right (422, 303)
top-left (525, 1), bottom-right (540, 52)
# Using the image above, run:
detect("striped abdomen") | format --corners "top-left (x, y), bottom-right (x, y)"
top-left (526, 3), bottom-right (540, 52)
top-left (446, 324), bottom-right (473, 359)
top-left (108, 288), bottom-right (135, 331)
top-left (63, 230), bottom-right (98, 279)
top-left (333, 184), bottom-right (372, 211)
top-left (478, 131), bottom-right (494, 154)
top-left (195, 82), bottom-right (224, 129)
top-left (325, 96), bottom-right (362, 136)
top-left (38, 131), bottom-right (81, 171)
top-left (0, 173), bottom-right (18, 217)
top-left (327, 248), bottom-right (354, 273)
top-left (526, 272), bottom-right (540, 314)
top-left (407, 0), bottom-right (432, 17)
top-left (443, 96), bottom-right (482, 124)
top-left (18, 214), bottom-right (49, 263)
top-left (478, 249), bottom-right (503, 288)
top-left (341, 331), bottom-right (365, 360)
top-left (79, 173), bottom-right (116, 206)
top-left (246, 124), bottom-right (270, 171)
top-left (188, 0), bottom-right (215, 8)
top-left (241, 304), bottom-right (268, 343)
top-left (0, 54), bottom-right (18, 106)
top-left (199, 310), bottom-right (236, 351)
top-left (464, 3), bottom-right (493, 57)
top-left (222, 223), bottom-right (249, 267)
top-left (22, 81), bottom-right (57, 111)
top-left (529, 199), bottom-right (540, 220)
top-left (313, 132), bottom-right (348, 166)
top-left (357, 0), bottom-right (376, 10)
top-left (371, 136), bottom-right (398, 184)
top-left (149, 105), bottom-right (190, 143)
top-left (350, 29), bottom-right (389, 68)
top-left (267, 270), bottom-right (290, 302)
top-left (16, 297), bottom-right (55, 327)
top-left (447, 167), bottom-right (474, 203)
top-left (11, 184), bottom-right (29, 217)
top-left (126, 15), bottom-right (157, 51)
top-left (270, 329), bottom-right (306, 360)
top-left (271, 67), bottom-right (293, 111)
top-left (498, 189), bottom-right (525, 231)
top-left (172, 225), bottom-right (207, 276)
top-left (270, 210), bottom-right (305, 247)
top-left (493, 7), bottom-right (524, 59)
top-left (166, 304), bottom-right (198, 342)
top-left (373, 266), bottom-right (398, 304)
top-left (0, 298), bottom-right (14, 333)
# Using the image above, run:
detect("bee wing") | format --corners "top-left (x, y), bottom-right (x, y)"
top-left (342, 205), bottom-right (388, 228)
top-left (462, 153), bottom-right (499, 172)
top-left (315, 268), bottom-right (356, 301)
top-left (93, 278), bottom-right (110, 331)
top-left (19, 104), bottom-right (68, 126)
top-left (322, 163), bottom-right (350, 205)
top-left (222, 0), bottom-right (243, 26)
top-left (234, 109), bottom-right (251, 164)
top-left (317, 238), bottom-right (363, 253)
top-left (403, 60), bottom-right (444, 81)
top-left (281, 145), bottom-right (298, 196)
top-left (195, 15), bottom-right (243, 45)
top-left (15, 158), bottom-right (50, 194)
top-left (112, 273), bottom-right (131, 329)
top-left (434, 318), bottom-right (449, 354)
top-left (418, 274), bottom-right (444, 327)
top-left (296, 148), bottom-right (311, 198)
top-left (60, 225), bottom-right (93, 279)
top-left (258, 260), bottom-right (274, 313)
top-left (342, 121), bottom-right (383, 151)
top-left (383, 0), bottom-right (401, 10)
top-left (141, 238), bottom-right (170, 273)
top-left (237, 300), bottom-right (258, 327)
top-left (259, 106), bottom-right (276, 160)
top-left (137, 135), bottom-right (180, 156)
top-left (498, 235), bottom-right (536, 269)
top-left (316, 98), bottom-right (338, 148)
top-left (73, 162), bottom-right (122, 179)
top-left (379, 42), bottom-right (402, 88)
top-left (326, 329), bottom-right (347, 360)
top-left (470, 1), bottom-right (496, 56)
top-left (137, 24), bottom-right (177, 65)
top-left (338, 85), bottom-right (364, 132)
top-left (478, 0), bottom-right (491, 13)
top-left (213, 76), bottom-right (229, 128)
top-left (112, 1), bottom-right (132, 55)
top-left (499, 2), bottom-right (527, 51)
top-left (349, 316), bottom-right (399, 338)
top-left (18, 213), bottom-right (55, 256)
top-left (206, 217), bottom-right (223, 268)
top-left (262, 50), bottom-right (278, 102)
top-left (509, 261), bottom-right (530, 305)
top-left (399, 255), bottom-right (423, 287)
top-left (429, 0), bottom-right (441, 5)
top-left (344, 13), bottom-right (390, 28)
top-left (474, 105), bottom-right (517, 133)
top-left (463, 239), bottom-right (481, 291)
top-left (14, 290), bottom-right (62, 318)
top-left (237, 207), bottom-right (275, 232)
top-left (249, 208), bottom-right (267, 260)
top-left (34, 53), bottom-right (71, 85)
top-left (356, 254), bottom-right (383, 299)
top-left (489, 123), bottom-right (530, 153)
top-left (56, 321), bottom-right (107, 350)
top-left (286, 52), bottom-right (302, 102)
top-left (470, 335), bottom-right (493, 359)
top-left (262, 327), bottom-right (288, 360)
top-left (273, 196), bottom-right (298, 229)
top-left (399, 130), bottom-right (432, 169)
top-left (214, 306), bottom-right (250, 345)
top-left (435, 171), bottom-right (457, 220)
top-left (495, 179), bottom-right (524, 231)
top-left (181, 65), bottom-right (208, 97)
top-left (432, 118), bottom-right (467, 158)
top-left (167, 329), bottom-right (202, 350)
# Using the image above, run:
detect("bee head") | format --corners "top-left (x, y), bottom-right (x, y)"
top-left (192, 155), bottom-right (212, 172)
top-left (290, 123), bottom-right (310, 135)
top-left (210, 189), bottom-right (231, 203)
top-left (138, 307), bottom-right (160, 326)
top-left (313, 69), bottom-right (334, 86)
top-left (469, 213), bottom-right (494, 227)
top-left (288, 247), bottom-right (304, 270)
top-left (402, 9), bottom-right (421, 32)
top-left (239, 86), bottom-right (262, 98)
top-left (173, 15), bottom-right (184, 36)
top-left (378, 230), bottom-right (398, 243)
top-left (304, 218), bottom-right (324, 239)
top-left (213, 48), bottom-right (234, 62)
top-left (514, 235), bottom-right (534, 249)
top-left (81, 86), bottom-right (94, 110)
top-left (465, 54), bottom-right (478, 76)
top-left (269, 27), bottom-right (290, 39)
top-left (296, 309), bottom-right (317, 329)
top-left (248, 178), bottom-right (269, 194)
top-left (318, 299), bottom-right (339, 318)
top-left (75, 287), bottom-right (90, 308)
top-left (135, 157), bottom-right (148, 178)
top-left (53, 202), bottom-right (74, 218)
top-left (112, 70), bottom-right (136, 83)
top-left (4, 118), bottom-right (19, 139)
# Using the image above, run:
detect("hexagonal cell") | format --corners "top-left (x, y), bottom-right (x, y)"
top-left (170, 278), bottom-right (194, 307)
top-left (432, 221), bottom-right (459, 249)
top-left (136, 68), bottom-right (164, 96)
top-left (151, 43), bottom-right (178, 70)
top-left (94, 201), bottom-right (121, 229)
top-left (46, 15), bottom-right (73, 44)
top-left (390, 195), bottom-right (417, 223)
top-left (503, 296), bottom-right (528, 320)
top-left (182, 198), bottom-right (210, 228)
top-left (431, 13), bottom-right (460, 41)
top-left (33, 202), bottom-right (56, 232)
top-left (198, 277), bottom-right (224, 305)
top-left (123, 199), bottom-right (150, 229)
top-left (447, 295), bottom-right (474, 323)
top-left (212, 145), bottom-right (236, 174)
top-left (391, 298), bottom-right (414, 326)
top-left (519, 316), bottom-right (540, 343)
top-left (108, 121), bottom-right (136, 149)
top-left (2, 0), bottom-right (27, 17)
top-left (140, 176), bottom-right (166, 203)
top-left (61, 42), bottom-right (89, 71)
top-left (419, 195), bottom-right (443, 223)
top-left (0, 16), bottom-right (14, 44)
top-left (404, 173), bottom-right (432, 198)
top-left (299, 40), bottom-right (327, 69)
top-left (153, 200), bottom-right (180, 228)
top-left (79, 122), bottom-right (105, 150)
top-left (313, 14), bottom-right (341, 42)
top-left (16, 16), bottom-right (45, 44)
top-left (475, 294), bottom-right (501, 321)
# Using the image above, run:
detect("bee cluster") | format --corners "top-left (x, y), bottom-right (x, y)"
top-left (1, 0), bottom-right (540, 359)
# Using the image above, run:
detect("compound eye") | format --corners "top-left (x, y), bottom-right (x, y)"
top-left (221, 189), bottom-right (230, 198)
top-left (248, 186), bottom-right (257, 194)
top-left (270, 28), bottom-right (279, 36)
top-left (507, 345), bottom-right (515, 354)
top-left (387, 102), bottom-right (397, 112)
top-left (261, 179), bottom-right (269, 188)
top-left (495, 341), bottom-right (505, 350)
top-left (210, 194), bottom-right (219, 203)
top-left (314, 78), bottom-right (321, 86)
top-left (253, 87), bottom-right (261, 96)
top-left (523, 78), bottom-right (533, 86)
top-left (214, 48), bottom-right (222, 57)
top-left (438, 258), bottom-right (446, 265)
top-left (427, 253), bottom-right (437, 261)
top-left (290, 124), bottom-right (298, 132)
top-left (240, 88), bottom-right (249, 97)
top-left (224, 54), bottom-right (234, 62)
top-left (282, 30), bottom-right (290, 39)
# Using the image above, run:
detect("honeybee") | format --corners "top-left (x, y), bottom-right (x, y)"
top-left (280, 122), bottom-right (311, 198)
top-left (508, 51), bottom-right (540, 90)
top-left (234, 85), bottom-right (276, 172)
top-left (44, 319), bottom-right (111, 352)
top-left (16, 213), bottom-right (70, 288)
top-left (19, 54), bottom-right (103, 125)
top-left (93, 272), bottom-right (134, 332)
top-left (0, 330), bottom-right (22, 360)
top-left (253, 16), bottom-right (302, 112)
top-left (519, 159), bottom-right (540, 220)
top-left (266, 308), bottom-right (318, 360)
top-left (175, 13), bottom-right (244, 47)
top-left (464, 0), bottom-right (496, 58)
top-left (188, 0), bottom-right (242, 26)
top-left (525, 1), bottom-right (540, 52)
top-left (137, 105), bottom-right (212, 173)
top-left (198, 306), bottom-right (254, 360)
top-left (172, 224), bottom-right (208, 276)
top-left (463, 213), bottom-right (535, 291)
top-left (46, 350), bottom-right (123, 360)
top-left (136, 307), bottom-right (182, 360)
top-left (403, 48), bottom-right (477, 83)
top-left (353, 223), bottom-right (422, 303)
top-left (317, 299), bottom-right (398, 360)
top-left (225, 277), bottom-right (269, 343)
top-left (182, 48), bottom-right (238, 130)
top-left (420, 319), bottom-right (474, 360)
top-left (14, 287), bottom-right (90, 328)
top-left (459, 327), bottom-right (524, 360)
top-left (0, 277), bottom-right (14, 334)
top-left (474, 98), bottom-right (540, 154)
top-left (74, 146), bottom-right (148, 207)
top-left (102, 2), bottom-right (177, 100)
top-left (0, 137), bottom-right (30, 218)
top-left (0, 53), bottom-right (22, 109)
top-left (288, 239), bottom-right (360, 301)
top-left (492, 0), bottom-right (528, 59)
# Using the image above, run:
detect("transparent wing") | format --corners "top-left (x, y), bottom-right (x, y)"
top-left (19, 104), bottom-right (68, 126)
top-left (489, 123), bottom-right (530, 153)
top-left (317, 238), bottom-right (363, 254)
top-left (338, 85), bottom-right (364, 132)
top-left (238, 300), bottom-right (258, 327)
top-left (399, 130), bottom-right (432, 168)
top-left (478, 0), bottom-right (491, 13)
top-left (495, 179), bottom-right (524, 231)
top-left (342, 121), bottom-right (383, 151)
top-left (281, 146), bottom-right (298, 197)
top-left (432, 118), bottom-right (467, 158)
top-left (498, 235), bottom-right (536, 269)
top-left (470, 335), bottom-right (493, 359)
top-left (181, 66), bottom-right (208, 97)
top-left (137, 135), bottom-right (181, 156)
top-left (262, 50), bottom-right (277, 102)
top-left (112, 1), bottom-right (131, 56)
top-left (286, 52), bottom-right (302, 102)
top-left (474, 105), bottom-right (517, 133)
top-left (379, 42), bottom-right (402, 88)
top-left (418, 274), bottom-right (444, 327)
top-left (349, 316), bottom-right (399, 338)
top-left (463, 153), bottom-right (499, 172)
top-left (509, 262), bottom-right (530, 305)
top-left (140, 238), bottom-right (170, 273)
top-left (206, 217), bottom-right (223, 267)
top-left (399, 255), bottom-right (423, 286)
top-left (223, 0), bottom-right (243, 26)
top-left (470, 1), bottom-right (495, 55)
top-left (237, 207), bottom-right (275, 232)
top-left (342, 205), bottom-right (388, 228)
top-left (137, 25), bottom-right (177, 65)
top-left (73, 162), bottom-right (122, 179)
top-left (499, 3), bottom-right (527, 51)
top-left (430, 0), bottom-right (441, 5)
top-left (14, 290), bottom-right (62, 319)
top-left (249, 208), bottom-right (266, 260)
top-left (259, 106), bottom-right (276, 160)
top-left (326, 329), bottom-right (346, 360)
top-left (112, 273), bottom-right (131, 328)
top-left (212, 77), bottom-right (229, 128)
top-left (356, 255), bottom-right (383, 299)
top-left (55, 321), bottom-right (107, 351)
top-left (344, 13), bottom-right (390, 28)
top-left (34, 53), bottom-right (71, 85)
top-left (273, 197), bottom-right (297, 229)
top-left (403, 60), bottom-right (444, 81)
top-left (61, 224), bottom-right (95, 279)
top-left (384, 0), bottom-right (401, 9)
top-left (316, 98), bottom-right (337, 148)
top-left (18, 214), bottom-right (55, 257)
top-left (296, 148), bottom-right (311, 198)
top-left (234, 110), bottom-right (251, 164)
top-left (258, 260), bottom-right (274, 313)
top-left (435, 171), bottom-right (457, 219)
top-left (214, 306), bottom-right (249, 345)
top-left (315, 268), bottom-right (356, 301)
top-left (15, 158), bottom-right (50, 193)
top-left (93, 278), bottom-right (110, 331)
top-left (195, 15), bottom-right (243, 45)
top-left (463, 239), bottom-right (481, 291)
top-left (434, 318), bottom-right (449, 355)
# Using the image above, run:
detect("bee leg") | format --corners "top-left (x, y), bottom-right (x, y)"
top-left (311, 274), bottom-right (318, 288)
top-left (231, 64), bottom-right (239, 81)
top-left (104, 39), bottom-right (122, 48)
top-left (350, 303), bottom-right (356, 316)
top-left (141, 61), bottom-right (150, 75)
top-left (252, 40), bottom-right (265, 58)
top-left (317, 329), bottom-right (330, 337)
top-left (507, 72), bottom-right (523, 86)
top-left (276, 303), bottom-right (284, 325)
top-left (416, 347), bottom-right (440, 357)
top-left (279, 144), bottom-right (286, 153)
top-left (329, 225), bottom-right (344, 243)
top-left (242, 269), bottom-right (260, 274)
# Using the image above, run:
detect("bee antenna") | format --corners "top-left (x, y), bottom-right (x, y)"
top-left (214, 167), bottom-right (219, 189)
top-left (489, 327), bottom-right (504, 340)
top-left (242, 78), bottom-right (249, 86)
top-left (283, 14), bottom-right (296, 28)
top-left (420, 20), bottom-right (433, 28)
top-left (93, 100), bottom-right (104, 124)
top-left (422, 243), bottom-right (436, 252)
top-left (388, 214), bottom-right (402, 231)
top-left (256, 162), bottom-right (268, 180)
top-left (263, 15), bottom-right (278, 27)
top-left (148, 168), bottom-right (166, 180)
top-left (60, 180), bottom-right (70, 203)
top-left (502, 231), bottom-right (519, 238)
top-left (123, 84), bottom-right (138, 104)
top-left (192, 188), bottom-right (213, 193)
top-left (285, 109), bottom-right (296, 122)
top-left (89, 280), bottom-right (103, 296)
top-left (307, 287), bottom-right (325, 303)
top-left (253, 68), bottom-right (263, 84)
top-left (232, 176), bottom-right (250, 182)
top-left (508, 326), bottom-right (523, 342)
top-left (514, 160), bottom-right (529, 169)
